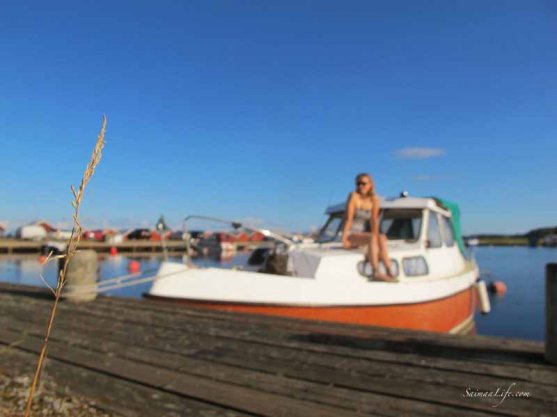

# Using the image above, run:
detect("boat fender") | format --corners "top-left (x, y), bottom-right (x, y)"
top-left (476, 280), bottom-right (491, 314)
top-left (488, 281), bottom-right (507, 296)
top-left (128, 260), bottom-right (141, 274)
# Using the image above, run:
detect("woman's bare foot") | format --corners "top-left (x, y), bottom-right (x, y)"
top-left (386, 265), bottom-right (396, 279)
top-left (373, 272), bottom-right (398, 282)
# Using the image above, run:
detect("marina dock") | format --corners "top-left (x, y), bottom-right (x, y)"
top-left (0, 282), bottom-right (555, 417)
top-left (0, 239), bottom-right (262, 255)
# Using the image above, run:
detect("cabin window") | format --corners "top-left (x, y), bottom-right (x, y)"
top-left (358, 259), bottom-right (400, 278)
top-left (380, 209), bottom-right (422, 242)
top-left (402, 256), bottom-right (429, 276)
top-left (441, 216), bottom-right (455, 247)
top-left (316, 215), bottom-right (343, 243)
top-left (427, 212), bottom-right (442, 248)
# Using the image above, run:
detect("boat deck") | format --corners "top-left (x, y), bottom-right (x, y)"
top-left (0, 282), bottom-right (555, 417)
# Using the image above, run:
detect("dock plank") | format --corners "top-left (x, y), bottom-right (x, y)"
top-left (2, 294), bottom-right (554, 394)
top-left (1, 307), bottom-right (555, 405)
top-left (0, 282), bottom-right (555, 416)
top-left (0, 348), bottom-right (254, 417)
top-left (0, 314), bottom-right (505, 417)
top-left (0, 327), bottom-right (362, 417)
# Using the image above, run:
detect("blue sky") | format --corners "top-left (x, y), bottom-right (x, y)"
top-left (0, 0), bottom-right (555, 234)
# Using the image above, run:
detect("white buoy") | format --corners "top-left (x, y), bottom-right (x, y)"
top-left (476, 280), bottom-right (491, 314)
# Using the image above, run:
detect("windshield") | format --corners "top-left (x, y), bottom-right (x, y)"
top-left (316, 214), bottom-right (343, 243)
top-left (380, 209), bottom-right (423, 242)
top-left (316, 208), bottom-right (423, 244)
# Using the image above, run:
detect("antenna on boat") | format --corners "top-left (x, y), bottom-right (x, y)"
top-left (400, 191), bottom-right (409, 198)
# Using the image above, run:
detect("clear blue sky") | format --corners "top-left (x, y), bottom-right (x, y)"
top-left (0, 1), bottom-right (555, 234)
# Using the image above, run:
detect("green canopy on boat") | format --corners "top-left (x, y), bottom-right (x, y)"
top-left (434, 198), bottom-right (467, 256)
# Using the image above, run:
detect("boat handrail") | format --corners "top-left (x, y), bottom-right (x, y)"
top-left (182, 215), bottom-right (294, 249)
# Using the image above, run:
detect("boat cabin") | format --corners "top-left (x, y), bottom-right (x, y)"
top-left (285, 196), bottom-right (469, 281)
top-left (317, 197), bottom-right (459, 249)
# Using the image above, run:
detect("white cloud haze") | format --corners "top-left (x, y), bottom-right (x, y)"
top-left (394, 147), bottom-right (445, 160)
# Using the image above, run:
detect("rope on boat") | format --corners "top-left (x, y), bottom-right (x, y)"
top-left (62, 267), bottom-right (190, 296)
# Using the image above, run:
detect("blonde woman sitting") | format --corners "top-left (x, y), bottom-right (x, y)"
top-left (341, 173), bottom-right (396, 282)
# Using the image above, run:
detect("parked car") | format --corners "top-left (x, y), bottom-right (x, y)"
top-left (126, 229), bottom-right (152, 240)
top-left (82, 230), bottom-right (105, 241)
top-left (168, 230), bottom-right (186, 240)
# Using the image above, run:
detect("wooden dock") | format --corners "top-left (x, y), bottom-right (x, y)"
top-left (0, 282), bottom-right (555, 417)
top-left (0, 238), bottom-right (188, 255)
top-left (0, 238), bottom-right (261, 255)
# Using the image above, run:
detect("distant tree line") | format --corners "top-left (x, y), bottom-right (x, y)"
top-left (465, 226), bottom-right (557, 239)
top-left (465, 226), bottom-right (557, 247)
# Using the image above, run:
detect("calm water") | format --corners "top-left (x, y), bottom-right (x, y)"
top-left (472, 246), bottom-right (555, 341)
top-left (0, 247), bottom-right (554, 341)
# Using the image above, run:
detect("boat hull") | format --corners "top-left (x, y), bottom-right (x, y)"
top-left (146, 285), bottom-right (477, 334)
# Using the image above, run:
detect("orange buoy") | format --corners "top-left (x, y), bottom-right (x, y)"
top-left (38, 255), bottom-right (47, 265)
top-left (489, 281), bottom-right (507, 296)
top-left (109, 247), bottom-right (118, 256)
top-left (128, 260), bottom-right (141, 274)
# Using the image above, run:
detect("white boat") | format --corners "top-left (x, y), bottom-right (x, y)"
top-left (147, 196), bottom-right (486, 333)
top-left (465, 238), bottom-right (480, 247)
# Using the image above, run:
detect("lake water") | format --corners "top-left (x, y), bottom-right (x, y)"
top-left (0, 247), bottom-right (554, 341)
top-left (471, 246), bottom-right (555, 341)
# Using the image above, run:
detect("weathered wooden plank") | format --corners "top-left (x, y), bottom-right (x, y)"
top-left (0, 327), bottom-right (365, 417)
top-left (0, 314), bottom-right (508, 417)
top-left (0, 288), bottom-right (555, 388)
top-left (0, 281), bottom-right (543, 354)
top-left (0, 287), bottom-right (544, 363)
top-left (99, 294), bottom-right (544, 352)
top-left (0, 348), bottom-right (253, 417)
top-left (1, 295), bottom-right (552, 394)
top-left (0, 299), bottom-right (554, 416)
top-left (45, 300), bottom-right (557, 379)
top-left (90, 295), bottom-right (547, 358)
top-left (0, 283), bottom-right (555, 416)
top-left (2, 308), bottom-right (555, 405)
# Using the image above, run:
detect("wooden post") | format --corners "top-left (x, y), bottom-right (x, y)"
top-left (62, 250), bottom-right (98, 302)
top-left (546, 263), bottom-right (557, 364)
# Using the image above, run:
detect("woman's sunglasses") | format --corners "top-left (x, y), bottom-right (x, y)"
top-left (357, 181), bottom-right (370, 186)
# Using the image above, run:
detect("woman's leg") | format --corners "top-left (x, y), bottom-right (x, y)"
top-left (369, 233), bottom-right (380, 273)
top-left (379, 234), bottom-right (394, 277)
top-left (349, 233), bottom-right (394, 281)
top-left (373, 234), bottom-right (397, 281)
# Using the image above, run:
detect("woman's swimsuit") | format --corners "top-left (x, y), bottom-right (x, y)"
top-left (351, 208), bottom-right (372, 233)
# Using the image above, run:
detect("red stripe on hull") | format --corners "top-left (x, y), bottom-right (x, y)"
top-left (148, 286), bottom-right (478, 333)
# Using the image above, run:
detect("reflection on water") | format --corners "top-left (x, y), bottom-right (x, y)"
top-left (0, 247), bottom-right (554, 341)
top-left (0, 253), bottom-right (251, 299)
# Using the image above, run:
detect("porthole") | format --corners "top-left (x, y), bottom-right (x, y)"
top-left (402, 256), bottom-right (429, 276)
top-left (357, 259), bottom-right (399, 279)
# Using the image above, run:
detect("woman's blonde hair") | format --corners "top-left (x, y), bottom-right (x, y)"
top-left (355, 173), bottom-right (375, 198)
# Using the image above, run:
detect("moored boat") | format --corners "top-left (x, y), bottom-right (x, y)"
top-left (147, 196), bottom-right (487, 333)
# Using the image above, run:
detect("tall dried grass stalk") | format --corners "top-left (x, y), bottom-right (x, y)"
top-left (23, 116), bottom-right (107, 417)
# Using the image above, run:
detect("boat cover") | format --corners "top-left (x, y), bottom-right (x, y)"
top-left (434, 198), bottom-right (467, 256)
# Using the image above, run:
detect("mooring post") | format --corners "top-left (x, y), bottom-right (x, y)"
top-left (546, 263), bottom-right (557, 364)
top-left (62, 249), bottom-right (98, 302)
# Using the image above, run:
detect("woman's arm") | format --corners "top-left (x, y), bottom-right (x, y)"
top-left (372, 195), bottom-right (380, 237)
top-left (342, 193), bottom-right (356, 247)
